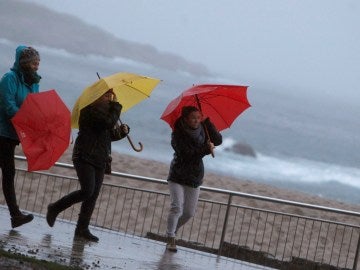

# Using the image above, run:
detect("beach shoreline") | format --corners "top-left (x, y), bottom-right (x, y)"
top-left (16, 146), bottom-right (359, 213)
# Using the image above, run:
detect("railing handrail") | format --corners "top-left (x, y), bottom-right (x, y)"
top-left (15, 155), bottom-right (360, 218)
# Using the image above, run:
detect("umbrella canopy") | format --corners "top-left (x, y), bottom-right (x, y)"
top-left (71, 72), bottom-right (161, 128)
top-left (160, 84), bottom-right (251, 131)
top-left (11, 89), bottom-right (71, 171)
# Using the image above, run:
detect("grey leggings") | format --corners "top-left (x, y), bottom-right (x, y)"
top-left (166, 181), bottom-right (200, 237)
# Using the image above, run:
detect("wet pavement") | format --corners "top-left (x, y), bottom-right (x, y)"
top-left (0, 206), bottom-right (276, 269)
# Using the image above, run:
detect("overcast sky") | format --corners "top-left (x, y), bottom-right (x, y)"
top-left (25, 0), bottom-right (360, 101)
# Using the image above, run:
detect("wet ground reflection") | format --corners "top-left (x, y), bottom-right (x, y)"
top-left (0, 206), bottom-right (274, 269)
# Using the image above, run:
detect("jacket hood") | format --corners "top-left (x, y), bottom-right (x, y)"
top-left (10, 45), bottom-right (42, 85)
top-left (11, 45), bottom-right (28, 72)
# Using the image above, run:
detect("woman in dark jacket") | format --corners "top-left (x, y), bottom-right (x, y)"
top-left (46, 89), bottom-right (129, 242)
top-left (165, 106), bottom-right (222, 252)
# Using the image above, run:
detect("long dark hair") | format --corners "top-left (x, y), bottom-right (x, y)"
top-left (181, 106), bottom-right (199, 119)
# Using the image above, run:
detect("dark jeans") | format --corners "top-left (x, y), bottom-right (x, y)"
top-left (0, 136), bottom-right (21, 217)
top-left (51, 159), bottom-right (105, 228)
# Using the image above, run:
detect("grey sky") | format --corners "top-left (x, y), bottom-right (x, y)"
top-left (25, 0), bottom-right (359, 101)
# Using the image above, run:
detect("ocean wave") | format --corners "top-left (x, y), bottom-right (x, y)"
top-left (205, 150), bottom-right (360, 190)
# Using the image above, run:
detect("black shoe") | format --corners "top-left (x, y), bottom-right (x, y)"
top-left (46, 203), bottom-right (57, 227)
top-left (11, 213), bottom-right (34, 228)
top-left (74, 228), bottom-right (99, 242)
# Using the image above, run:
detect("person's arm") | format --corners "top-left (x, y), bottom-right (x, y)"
top-left (107, 101), bottom-right (122, 127)
top-left (171, 131), bottom-right (211, 159)
top-left (203, 118), bottom-right (222, 146)
top-left (85, 101), bottom-right (122, 130)
top-left (0, 74), bottom-right (20, 118)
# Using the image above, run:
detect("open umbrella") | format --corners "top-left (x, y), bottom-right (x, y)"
top-left (11, 89), bottom-right (71, 171)
top-left (160, 84), bottom-right (251, 156)
top-left (71, 72), bottom-right (161, 151)
top-left (161, 84), bottom-right (250, 131)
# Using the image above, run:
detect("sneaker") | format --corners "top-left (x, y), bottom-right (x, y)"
top-left (11, 213), bottom-right (34, 228)
top-left (46, 203), bottom-right (58, 227)
top-left (74, 228), bottom-right (99, 242)
top-left (166, 237), bottom-right (177, 252)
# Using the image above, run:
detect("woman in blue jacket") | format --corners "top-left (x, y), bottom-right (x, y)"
top-left (0, 45), bottom-right (41, 228)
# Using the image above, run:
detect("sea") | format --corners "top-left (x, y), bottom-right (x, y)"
top-left (1, 39), bottom-right (359, 205)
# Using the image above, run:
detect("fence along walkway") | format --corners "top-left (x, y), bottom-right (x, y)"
top-left (1, 158), bottom-right (359, 269)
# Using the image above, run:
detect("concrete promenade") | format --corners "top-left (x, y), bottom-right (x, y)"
top-left (0, 207), bottom-right (276, 269)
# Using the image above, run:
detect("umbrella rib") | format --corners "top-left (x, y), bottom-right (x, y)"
top-left (202, 99), bottom-right (232, 127)
top-left (202, 92), bottom-right (249, 103)
top-left (191, 94), bottom-right (230, 127)
top-left (195, 93), bottom-right (248, 128)
top-left (51, 132), bottom-right (70, 144)
top-left (125, 84), bottom-right (151, 98)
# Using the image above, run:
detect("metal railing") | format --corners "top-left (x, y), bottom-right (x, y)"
top-left (1, 157), bottom-right (359, 269)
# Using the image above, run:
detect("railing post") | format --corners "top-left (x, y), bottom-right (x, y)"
top-left (353, 230), bottom-right (360, 270)
top-left (218, 194), bottom-right (233, 255)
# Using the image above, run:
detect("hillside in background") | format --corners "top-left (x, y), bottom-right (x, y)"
top-left (0, 0), bottom-right (210, 76)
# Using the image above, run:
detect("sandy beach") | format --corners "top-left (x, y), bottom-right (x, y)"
top-left (53, 146), bottom-right (359, 209)
top-left (15, 145), bottom-right (360, 220)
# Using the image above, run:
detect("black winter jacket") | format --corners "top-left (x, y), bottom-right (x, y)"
top-left (72, 101), bottom-right (124, 169)
top-left (167, 118), bottom-right (222, 188)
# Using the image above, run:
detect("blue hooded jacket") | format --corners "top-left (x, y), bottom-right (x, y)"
top-left (0, 45), bottom-right (40, 140)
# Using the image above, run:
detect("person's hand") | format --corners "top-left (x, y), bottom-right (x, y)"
top-left (111, 92), bottom-right (117, 102)
top-left (120, 124), bottom-right (130, 135)
top-left (109, 101), bottom-right (122, 114)
top-left (207, 140), bottom-right (215, 151)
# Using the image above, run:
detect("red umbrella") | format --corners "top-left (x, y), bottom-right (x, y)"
top-left (11, 89), bottom-right (71, 171)
top-left (160, 84), bottom-right (251, 131)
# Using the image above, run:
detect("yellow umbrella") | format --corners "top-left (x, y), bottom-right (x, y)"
top-left (71, 72), bottom-right (161, 151)
top-left (71, 72), bottom-right (161, 128)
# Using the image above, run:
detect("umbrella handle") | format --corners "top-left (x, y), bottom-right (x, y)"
top-left (208, 140), bottom-right (215, 158)
top-left (196, 95), bottom-right (214, 158)
top-left (210, 147), bottom-right (215, 158)
top-left (119, 119), bottom-right (143, 152)
top-left (126, 135), bottom-right (143, 152)
top-left (203, 123), bottom-right (215, 158)
top-left (96, 72), bottom-right (143, 152)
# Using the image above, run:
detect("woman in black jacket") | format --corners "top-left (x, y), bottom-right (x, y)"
top-left (46, 89), bottom-right (129, 242)
top-left (165, 106), bottom-right (222, 252)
